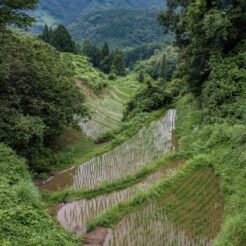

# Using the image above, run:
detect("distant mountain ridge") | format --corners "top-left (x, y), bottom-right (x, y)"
top-left (30, 0), bottom-right (168, 49)
top-left (34, 0), bottom-right (166, 27)
top-left (69, 8), bottom-right (170, 49)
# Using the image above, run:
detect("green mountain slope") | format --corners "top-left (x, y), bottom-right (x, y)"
top-left (36, 0), bottom-right (165, 24)
top-left (31, 0), bottom-right (166, 32)
top-left (69, 9), bottom-right (169, 48)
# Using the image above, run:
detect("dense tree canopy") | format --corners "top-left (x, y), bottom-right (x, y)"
top-left (158, 0), bottom-right (246, 94)
top-left (39, 24), bottom-right (76, 53)
top-left (111, 49), bottom-right (126, 76)
top-left (0, 32), bottom-right (87, 168)
top-left (0, 0), bottom-right (38, 29)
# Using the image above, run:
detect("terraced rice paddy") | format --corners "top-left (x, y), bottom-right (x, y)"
top-left (79, 76), bottom-right (140, 138)
top-left (57, 160), bottom-right (183, 234)
top-left (107, 168), bottom-right (223, 246)
top-left (42, 109), bottom-right (176, 191)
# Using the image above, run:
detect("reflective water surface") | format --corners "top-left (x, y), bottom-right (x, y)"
top-left (43, 109), bottom-right (176, 191)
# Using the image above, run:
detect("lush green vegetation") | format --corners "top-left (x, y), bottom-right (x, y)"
top-left (31, 0), bottom-right (166, 31)
top-left (0, 144), bottom-right (80, 245)
top-left (80, 41), bottom-right (126, 75)
top-left (39, 24), bottom-right (76, 53)
top-left (175, 94), bottom-right (246, 245)
top-left (69, 9), bottom-right (168, 49)
top-left (1, 0), bottom-right (245, 244)
top-left (0, 32), bottom-right (88, 172)
top-left (0, 0), bottom-right (38, 29)
top-left (135, 45), bottom-right (178, 81)
top-left (65, 53), bottom-right (108, 92)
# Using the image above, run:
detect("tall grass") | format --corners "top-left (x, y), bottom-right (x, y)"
top-left (0, 144), bottom-right (80, 245)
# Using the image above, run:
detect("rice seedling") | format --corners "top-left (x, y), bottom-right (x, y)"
top-left (57, 160), bottom-right (183, 234)
top-left (43, 110), bottom-right (176, 191)
top-left (104, 168), bottom-right (223, 246)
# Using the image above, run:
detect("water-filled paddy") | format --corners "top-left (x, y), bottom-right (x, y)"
top-left (107, 168), bottom-right (224, 246)
top-left (42, 109), bottom-right (176, 191)
top-left (57, 160), bottom-right (183, 234)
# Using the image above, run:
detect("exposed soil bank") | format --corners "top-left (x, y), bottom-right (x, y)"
top-left (84, 227), bottom-right (112, 246)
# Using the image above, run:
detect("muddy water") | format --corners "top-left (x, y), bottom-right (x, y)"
top-left (42, 109), bottom-right (176, 191)
top-left (57, 161), bottom-right (183, 234)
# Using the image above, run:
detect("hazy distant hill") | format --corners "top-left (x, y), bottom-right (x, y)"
top-left (30, 0), bottom-right (168, 49)
top-left (32, 0), bottom-right (166, 29)
top-left (69, 8), bottom-right (170, 48)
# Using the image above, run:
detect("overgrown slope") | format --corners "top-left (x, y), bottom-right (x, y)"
top-left (64, 53), bottom-right (142, 138)
top-left (0, 144), bottom-right (79, 245)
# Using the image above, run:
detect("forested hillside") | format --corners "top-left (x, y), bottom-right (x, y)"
top-left (69, 9), bottom-right (171, 48)
top-left (31, 0), bottom-right (166, 31)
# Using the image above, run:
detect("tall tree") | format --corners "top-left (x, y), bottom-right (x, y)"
top-left (111, 49), bottom-right (126, 76)
top-left (0, 0), bottom-right (38, 29)
top-left (39, 24), bottom-right (52, 43)
top-left (82, 40), bottom-right (100, 67)
top-left (100, 42), bottom-right (112, 73)
top-left (51, 24), bottom-right (76, 53)
top-left (100, 42), bottom-right (110, 59)
top-left (159, 53), bottom-right (167, 81)
top-left (0, 33), bottom-right (87, 168)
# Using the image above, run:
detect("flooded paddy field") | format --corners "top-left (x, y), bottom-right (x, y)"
top-left (42, 109), bottom-right (176, 191)
top-left (57, 160), bottom-right (184, 234)
top-left (106, 168), bottom-right (224, 246)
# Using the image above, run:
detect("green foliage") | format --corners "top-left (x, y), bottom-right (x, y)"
top-left (81, 40), bottom-right (100, 67)
top-left (135, 45), bottom-right (178, 80)
top-left (0, 0), bottom-right (38, 29)
top-left (40, 24), bottom-right (76, 53)
top-left (174, 95), bottom-right (246, 245)
top-left (108, 73), bottom-right (117, 80)
top-left (111, 49), bottom-right (126, 76)
top-left (202, 52), bottom-right (246, 124)
top-left (99, 42), bottom-right (112, 74)
top-left (137, 70), bottom-right (145, 83)
top-left (123, 82), bottom-right (172, 119)
top-left (64, 53), bottom-right (108, 92)
top-left (123, 43), bottom-right (163, 68)
top-left (69, 9), bottom-right (168, 49)
top-left (81, 41), bottom-right (127, 75)
top-left (160, 0), bottom-right (246, 94)
top-left (0, 32), bottom-right (87, 170)
top-left (0, 144), bottom-right (79, 245)
top-left (31, 0), bottom-right (165, 31)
